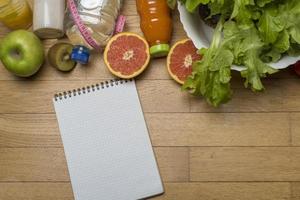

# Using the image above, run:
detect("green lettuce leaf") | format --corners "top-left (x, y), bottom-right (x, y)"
top-left (257, 6), bottom-right (285, 44)
top-left (183, 19), bottom-right (234, 107)
top-left (185, 0), bottom-right (205, 12)
top-left (261, 30), bottom-right (290, 63)
top-left (179, 0), bottom-right (300, 107)
top-left (241, 49), bottom-right (278, 91)
top-left (224, 22), bottom-right (278, 91)
top-left (288, 43), bottom-right (300, 56)
top-left (256, 0), bottom-right (274, 7)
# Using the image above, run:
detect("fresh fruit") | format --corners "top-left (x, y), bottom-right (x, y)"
top-left (167, 39), bottom-right (202, 84)
top-left (104, 32), bottom-right (150, 79)
top-left (48, 43), bottom-right (77, 72)
top-left (0, 30), bottom-right (44, 77)
top-left (293, 61), bottom-right (300, 76)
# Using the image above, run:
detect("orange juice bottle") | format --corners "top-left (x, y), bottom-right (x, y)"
top-left (136, 0), bottom-right (172, 58)
top-left (0, 0), bottom-right (33, 30)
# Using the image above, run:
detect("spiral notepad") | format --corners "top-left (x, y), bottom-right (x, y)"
top-left (53, 79), bottom-right (163, 200)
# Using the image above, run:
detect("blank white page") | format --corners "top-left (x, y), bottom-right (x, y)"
top-left (53, 80), bottom-right (163, 200)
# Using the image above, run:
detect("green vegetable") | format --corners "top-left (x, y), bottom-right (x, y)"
top-left (171, 0), bottom-right (300, 107)
top-left (183, 18), bottom-right (234, 106)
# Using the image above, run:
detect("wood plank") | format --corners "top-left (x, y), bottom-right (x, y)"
top-left (0, 23), bottom-right (10, 38)
top-left (281, 80), bottom-right (300, 111)
top-left (291, 113), bottom-right (300, 146)
top-left (0, 114), bottom-right (61, 147)
top-left (154, 147), bottom-right (189, 182)
top-left (0, 148), bottom-right (69, 182)
top-left (0, 81), bottom-right (85, 113)
top-left (0, 113), bottom-right (290, 147)
top-left (190, 147), bottom-right (300, 181)
top-left (292, 183), bottom-right (300, 200)
top-left (271, 68), bottom-right (299, 79)
top-left (0, 147), bottom-right (188, 182)
top-left (147, 113), bottom-right (290, 146)
top-left (190, 79), bottom-right (284, 112)
top-left (0, 80), bottom-right (189, 113)
top-left (0, 183), bottom-right (74, 200)
top-left (152, 182), bottom-right (291, 200)
top-left (137, 80), bottom-right (190, 113)
top-left (0, 182), bottom-right (291, 200)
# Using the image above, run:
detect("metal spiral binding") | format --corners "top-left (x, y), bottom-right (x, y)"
top-left (54, 79), bottom-right (132, 101)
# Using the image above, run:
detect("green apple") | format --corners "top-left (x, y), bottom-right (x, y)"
top-left (0, 30), bottom-right (44, 77)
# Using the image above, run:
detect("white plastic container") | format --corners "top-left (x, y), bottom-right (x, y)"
top-left (178, 3), bottom-right (300, 71)
top-left (33, 0), bottom-right (65, 39)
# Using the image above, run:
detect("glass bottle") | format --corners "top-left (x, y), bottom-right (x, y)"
top-left (136, 0), bottom-right (172, 58)
top-left (0, 0), bottom-right (33, 30)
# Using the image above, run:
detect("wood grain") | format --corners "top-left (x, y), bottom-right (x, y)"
top-left (0, 148), bottom-right (69, 182)
top-left (147, 113), bottom-right (290, 146)
top-left (153, 182), bottom-right (291, 200)
top-left (281, 80), bottom-right (300, 111)
top-left (0, 182), bottom-right (292, 200)
top-left (190, 79), bottom-right (285, 112)
top-left (154, 147), bottom-right (189, 182)
top-left (0, 114), bottom-right (60, 147)
top-left (0, 147), bottom-right (188, 182)
top-left (0, 0), bottom-right (300, 199)
top-left (292, 183), bottom-right (300, 200)
top-left (0, 113), bottom-right (291, 147)
top-left (190, 78), bottom-right (300, 112)
top-left (0, 80), bottom-right (189, 113)
top-left (190, 147), bottom-right (300, 181)
top-left (0, 183), bottom-right (74, 200)
top-left (291, 113), bottom-right (300, 146)
top-left (137, 80), bottom-right (190, 113)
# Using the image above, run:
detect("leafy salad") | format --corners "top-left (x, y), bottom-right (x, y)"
top-left (168, 0), bottom-right (300, 107)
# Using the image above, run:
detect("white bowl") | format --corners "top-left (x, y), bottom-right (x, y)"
top-left (178, 3), bottom-right (300, 71)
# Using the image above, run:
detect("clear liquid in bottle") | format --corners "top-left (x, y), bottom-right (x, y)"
top-left (64, 0), bottom-right (122, 64)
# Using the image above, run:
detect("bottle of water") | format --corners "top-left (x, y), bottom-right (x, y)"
top-left (64, 0), bottom-right (122, 64)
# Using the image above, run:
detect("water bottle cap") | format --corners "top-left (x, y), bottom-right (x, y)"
top-left (70, 45), bottom-right (90, 65)
top-left (80, 0), bottom-right (102, 9)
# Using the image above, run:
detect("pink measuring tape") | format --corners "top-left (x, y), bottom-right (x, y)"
top-left (67, 0), bottom-right (126, 51)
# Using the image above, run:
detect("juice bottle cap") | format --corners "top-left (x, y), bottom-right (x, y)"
top-left (150, 44), bottom-right (170, 58)
top-left (70, 45), bottom-right (90, 65)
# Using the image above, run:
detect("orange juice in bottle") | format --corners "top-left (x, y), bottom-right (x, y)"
top-left (0, 0), bottom-right (33, 30)
top-left (136, 0), bottom-right (172, 58)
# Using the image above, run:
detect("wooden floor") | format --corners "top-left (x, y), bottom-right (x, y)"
top-left (0, 1), bottom-right (300, 199)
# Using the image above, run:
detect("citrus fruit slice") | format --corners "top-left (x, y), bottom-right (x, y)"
top-left (167, 39), bottom-right (202, 84)
top-left (104, 32), bottom-right (150, 79)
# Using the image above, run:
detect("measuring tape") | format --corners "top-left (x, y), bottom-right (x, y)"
top-left (114, 15), bottom-right (126, 35)
top-left (67, 0), bottom-right (126, 51)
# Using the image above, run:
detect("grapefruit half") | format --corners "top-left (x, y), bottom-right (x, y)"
top-left (104, 32), bottom-right (150, 79)
top-left (167, 39), bottom-right (202, 84)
